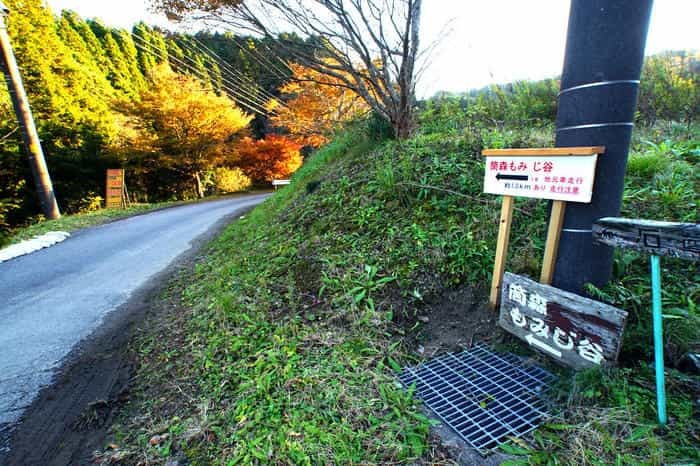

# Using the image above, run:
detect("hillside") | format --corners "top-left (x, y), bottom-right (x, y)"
top-left (93, 116), bottom-right (700, 464)
top-left (1, 0), bottom-right (698, 463)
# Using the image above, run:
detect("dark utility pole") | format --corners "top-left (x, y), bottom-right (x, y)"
top-left (0, 1), bottom-right (61, 219)
top-left (553, 0), bottom-right (653, 293)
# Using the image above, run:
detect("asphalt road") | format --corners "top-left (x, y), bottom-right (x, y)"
top-left (0, 194), bottom-right (269, 430)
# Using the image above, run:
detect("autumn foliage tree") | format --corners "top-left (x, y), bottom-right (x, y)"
top-left (235, 135), bottom-right (302, 183)
top-left (152, 0), bottom-right (423, 139)
top-left (271, 62), bottom-right (369, 147)
top-left (126, 64), bottom-right (252, 197)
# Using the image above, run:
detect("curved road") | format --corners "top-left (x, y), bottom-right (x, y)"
top-left (0, 194), bottom-right (269, 432)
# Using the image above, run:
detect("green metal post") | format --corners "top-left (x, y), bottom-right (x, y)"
top-left (650, 254), bottom-right (667, 426)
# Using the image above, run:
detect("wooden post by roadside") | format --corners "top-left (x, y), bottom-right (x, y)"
top-left (0, 1), bottom-right (60, 219)
top-left (489, 195), bottom-right (515, 308)
top-left (540, 200), bottom-right (567, 284)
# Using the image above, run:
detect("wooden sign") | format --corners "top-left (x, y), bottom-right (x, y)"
top-left (483, 147), bottom-right (604, 203)
top-left (499, 273), bottom-right (628, 369)
top-left (593, 217), bottom-right (700, 262)
top-left (483, 146), bottom-right (606, 307)
top-left (106, 169), bottom-right (125, 209)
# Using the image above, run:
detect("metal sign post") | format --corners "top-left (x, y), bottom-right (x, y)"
top-left (594, 217), bottom-right (700, 426)
top-left (650, 254), bottom-right (666, 425)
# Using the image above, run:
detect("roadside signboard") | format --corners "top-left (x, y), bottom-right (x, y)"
top-left (483, 148), bottom-right (601, 203)
top-left (482, 146), bottom-right (606, 305)
top-left (272, 179), bottom-right (291, 190)
top-left (106, 169), bottom-right (125, 209)
top-left (594, 217), bottom-right (699, 425)
top-left (593, 217), bottom-right (700, 262)
top-left (499, 272), bottom-right (628, 370)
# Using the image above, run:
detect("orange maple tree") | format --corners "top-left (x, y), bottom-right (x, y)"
top-left (235, 135), bottom-right (303, 183)
top-left (270, 63), bottom-right (369, 147)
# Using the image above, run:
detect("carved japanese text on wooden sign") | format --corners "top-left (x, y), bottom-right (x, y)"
top-left (593, 217), bottom-right (700, 262)
top-left (499, 273), bottom-right (628, 370)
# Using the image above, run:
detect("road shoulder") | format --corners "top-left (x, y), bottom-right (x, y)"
top-left (0, 206), bottom-right (253, 466)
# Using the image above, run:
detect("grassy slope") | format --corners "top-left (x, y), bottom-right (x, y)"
top-left (110, 123), bottom-right (699, 465)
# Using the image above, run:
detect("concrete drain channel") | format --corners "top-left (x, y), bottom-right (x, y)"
top-left (399, 344), bottom-right (556, 452)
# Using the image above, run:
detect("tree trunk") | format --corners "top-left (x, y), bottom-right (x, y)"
top-left (194, 172), bottom-right (204, 199)
top-left (393, 104), bottom-right (414, 139)
top-left (393, 118), bottom-right (411, 139)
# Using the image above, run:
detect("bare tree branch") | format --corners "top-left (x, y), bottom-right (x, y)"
top-left (151, 0), bottom-right (424, 138)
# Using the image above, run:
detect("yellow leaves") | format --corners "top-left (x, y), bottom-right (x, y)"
top-left (127, 64), bottom-right (251, 169)
top-left (272, 62), bottom-right (369, 148)
top-left (266, 98), bottom-right (283, 113)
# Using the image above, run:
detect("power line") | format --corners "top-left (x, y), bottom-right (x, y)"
top-left (258, 39), bottom-right (294, 74)
top-left (165, 38), bottom-right (275, 112)
top-left (188, 35), bottom-right (284, 106)
top-left (137, 33), bottom-right (276, 113)
top-left (131, 34), bottom-right (266, 114)
top-left (179, 37), bottom-right (333, 140)
top-left (130, 33), bottom-right (271, 115)
top-left (224, 33), bottom-right (292, 81)
top-left (129, 32), bottom-right (327, 143)
top-left (175, 36), bottom-right (284, 112)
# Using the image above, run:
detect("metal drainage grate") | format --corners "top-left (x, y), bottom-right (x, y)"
top-left (399, 344), bottom-right (556, 451)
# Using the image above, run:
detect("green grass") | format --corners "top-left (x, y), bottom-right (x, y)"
top-left (107, 121), bottom-right (699, 465)
top-left (110, 130), bottom-right (438, 464)
top-left (500, 365), bottom-right (699, 466)
top-left (6, 202), bottom-right (178, 245)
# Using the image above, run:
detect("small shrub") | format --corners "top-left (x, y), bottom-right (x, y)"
top-left (305, 180), bottom-right (322, 194)
top-left (213, 167), bottom-right (252, 193)
top-left (67, 193), bottom-right (103, 213)
top-left (626, 151), bottom-right (671, 178)
top-left (365, 111), bottom-right (394, 142)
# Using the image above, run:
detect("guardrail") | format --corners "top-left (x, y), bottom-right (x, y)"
top-left (272, 179), bottom-right (290, 190)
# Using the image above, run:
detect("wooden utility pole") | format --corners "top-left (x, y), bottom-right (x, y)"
top-left (0, 1), bottom-right (60, 219)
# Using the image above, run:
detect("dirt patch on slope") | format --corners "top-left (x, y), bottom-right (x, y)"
top-left (0, 210), bottom-right (250, 466)
top-left (416, 284), bottom-right (506, 358)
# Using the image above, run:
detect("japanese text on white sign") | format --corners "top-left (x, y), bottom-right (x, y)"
top-left (483, 154), bottom-right (599, 203)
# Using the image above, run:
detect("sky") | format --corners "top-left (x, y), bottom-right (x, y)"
top-left (45, 0), bottom-right (700, 98)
